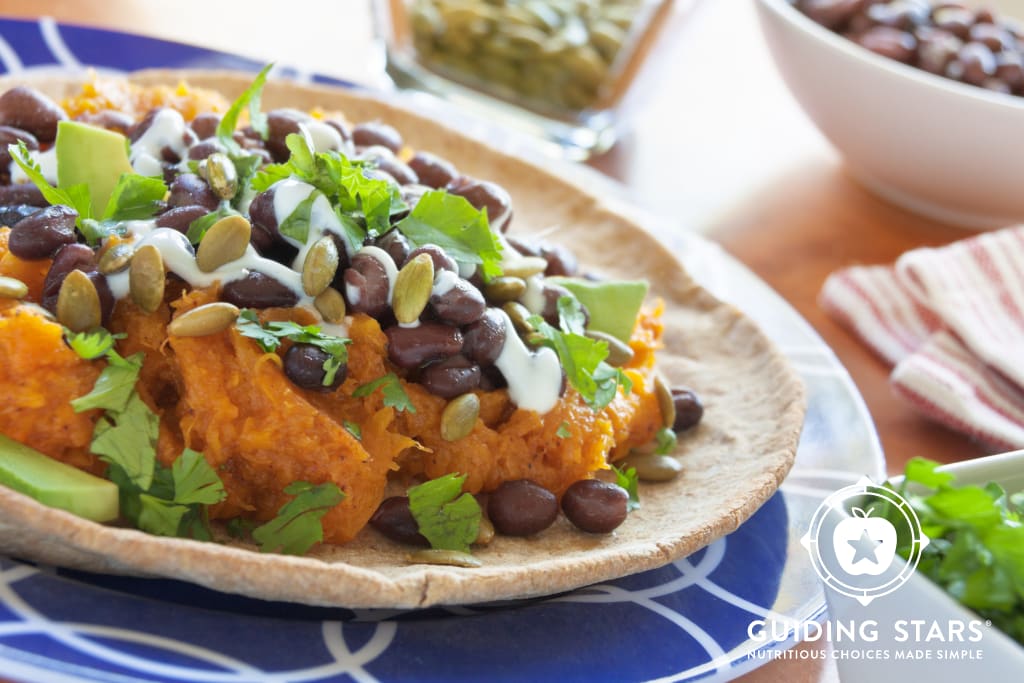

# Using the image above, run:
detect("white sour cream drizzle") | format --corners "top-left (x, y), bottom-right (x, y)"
top-left (520, 275), bottom-right (545, 314)
top-left (130, 108), bottom-right (190, 177)
top-left (10, 146), bottom-right (57, 185)
top-left (493, 309), bottom-right (562, 413)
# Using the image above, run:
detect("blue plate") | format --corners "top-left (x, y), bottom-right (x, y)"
top-left (0, 16), bottom-right (885, 682)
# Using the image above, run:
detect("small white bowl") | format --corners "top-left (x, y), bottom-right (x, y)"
top-left (824, 450), bottom-right (1024, 680)
top-left (755, 0), bottom-right (1024, 229)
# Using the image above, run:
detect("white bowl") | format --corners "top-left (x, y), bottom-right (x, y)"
top-left (755, 0), bottom-right (1024, 228)
top-left (824, 450), bottom-right (1024, 680)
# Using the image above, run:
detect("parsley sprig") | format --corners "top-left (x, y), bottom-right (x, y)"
top-left (408, 474), bottom-right (481, 553)
top-left (235, 310), bottom-right (352, 387)
top-left (529, 296), bottom-right (632, 411)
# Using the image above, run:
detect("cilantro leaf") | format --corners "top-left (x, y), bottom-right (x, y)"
top-left (91, 392), bottom-right (159, 491)
top-left (65, 328), bottom-right (123, 360)
top-left (396, 190), bottom-right (503, 279)
top-left (172, 448), bottom-right (227, 506)
top-left (136, 493), bottom-right (191, 537)
top-left (278, 189), bottom-right (319, 244)
top-left (251, 481), bottom-right (345, 554)
top-left (903, 456), bottom-right (956, 492)
top-left (344, 421), bottom-right (362, 440)
top-left (79, 218), bottom-right (129, 247)
top-left (186, 203), bottom-right (238, 243)
top-left (235, 310), bottom-right (351, 386)
top-left (216, 63), bottom-right (273, 151)
top-left (9, 141), bottom-right (91, 224)
top-left (70, 351), bottom-right (143, 414)
top-left (352, 373), bottom-right (416, 413)
top-left (556, 422), bottom-right (571, 439)
top-left (654, 427), bottom-right (677, 455)
top-left (408, 474), bottom-right (481, 553)
top-left (101, 173), bottom-right (168, 221)
top-left (612, 465), bottom-right (641, 511)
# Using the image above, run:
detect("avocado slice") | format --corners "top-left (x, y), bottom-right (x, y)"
top-left (549, 277), bottom-right (649, 343)
top-left (0, 434), bottom-right (119, 522)
top-left (55, 120), bottom-right (134, 217)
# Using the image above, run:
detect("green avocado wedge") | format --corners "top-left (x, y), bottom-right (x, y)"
top-left (0, 434), bottom-right (119, 522)
top-left (55, 119), bottom-right (134, 215)
top-left (548, 277), bottom-right (649, 343)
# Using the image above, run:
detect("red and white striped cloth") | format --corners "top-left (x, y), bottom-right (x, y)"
top-left (819, 226), bottom-right (1024, 450)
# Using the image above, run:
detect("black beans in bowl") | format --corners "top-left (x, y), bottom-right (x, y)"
top-left (795, 0), bottom-right (1024, 96)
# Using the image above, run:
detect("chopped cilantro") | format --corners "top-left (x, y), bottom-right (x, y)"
top-left (91, 391), bottom-right (159, 491)
top-left (612, 465), bottom-right (641, 511)
top-left (344, 420), bottom-right (362, 440)
top-left (352, 373), bottom-right (416, 413)
top-left (396, 190), bottom-right (504, 279)
top-left (70, 350), bottom-right (143, 415)
top-left (65, 328), bottom-right (123, 360)
top-left (137, 493), bottom-right (191, 537)
top-left (235, 310), bottom-right (351, 387)
top-left (251, 481), bottom-right (345, 554)
top-left (278, 189), bottom-right (320, 244)
top-left (101, 173), bottom-right (168, 221)
top-left (556, 422), bottom-right (572, 439)
top-left (171, 448), bottom-right (226, 506)
top-left (186, 203), bottom-right (239, 243)
top-left (226, 517), bottom-right (256, 539)
top-left (79, 218), bottom-right (129, 247)
top-left (216, 63), bottom-right (273, 147)
top-left (654, 427), bottom-right (677, 455)
top-left (8, 141), bottom-right (91, 225)
top-left (408, 474), bottom-right (481, 553)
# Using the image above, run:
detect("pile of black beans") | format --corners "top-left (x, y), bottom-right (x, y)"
top-left (796, 0), bottom-right (1024, 95)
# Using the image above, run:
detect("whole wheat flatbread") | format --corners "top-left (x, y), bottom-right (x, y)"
top-left (0, 71), bottom-right (805, 608)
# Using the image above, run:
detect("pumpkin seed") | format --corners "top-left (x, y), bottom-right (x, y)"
top-left (483, 276), bottom-right (526, 304)
top-left (501, 256), bottom-right (548, 279)
top-left (167, 302), bottom-right (241, 337)
top-left (589, 20), bottom-right (624, 62)
top-left (654, 372), bottom-right (676, 430)
top-left (621, 452), bottom-right (681, 482)
top-left (441, 392), bottom-right (480, 442)
top-left (21, 302), bottom-right (56, 321)
top-left (392, 252), bottom-right (435, 325)
top-left (129, 245), bottom-right (165, 314)
top-left (503, 301), bottom-right (535, 335)
top-left (408, 548), bottom-right (482, 568)
top-left (301, 236), bottom-right (340, 297)
top-left (56, 269), bottom-right (101, 332)
top-left (474, 515), bottom-right (495, 546)
top-left (586, 329), bottom-right (634, 367)
top-left (203, 152), bottom-right (239, 201)
top-left (97, 242), bottom-right (134, 275)
top-left (314, 287), bottom-right (347, 323)
top-left (196, 215), bottom-right (251, 273)
top-left (0, 275), bottom-right (28, 299)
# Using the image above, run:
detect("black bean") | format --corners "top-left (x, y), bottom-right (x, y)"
top-left (369, 496), bottom-right (429, 547)
top-left (797, 0), bottom-right (864, 30)
top-left (488, 480), bottom-right (558, 536)
top-left (374, 229), bottom-right (412, 266)
top-left (190, 113), bottom-right (221, 139)
top-left (540, 243), bottom-right (579, 277)
top-left (74, 109), bottom-right (134, 135)
top-left (265, 109), bottom-right (306, 162)
top-left (283, 343), bottom-right (346, 392)
top-left (672, 388), bottom-right (704, 432)
top-left (89, 271), bottom-right (116, 326)
top-left (8, 205), bottom-right (77, 260)
top-left (932, 6), bottom-right (974, 39)
top-left (325, 119), bottom-right (352, 143)
top-left (344, 253), bottom-right (391, 317)
top-left (360, 146), bottom-right (419, 186)
top-left (0, 87), bottom-right (66, 143)
top-left (430, 277), bottom-right (486, 325)
top-left (407, 245), bottom-right (457, 273)
top-left (959, 41), bottom-right (998, 84)
top-left (541, 283), bottom-right (588, 327)
top-left (42, 243), bottom-right (96, 312)
top-left (168, 173), bottom-right (219, 211)
top-left (996, 50), bottom-right (1024, 88)
top-left (969, 22), bottom-right (1014, 52)
top-left (446, 176), bottom-right (513, 232)
top-left (221, 272), bottom-right (299, 308)
top-left (855, 26), bottom-right (918, 63)
top-left (0, 184), bottom-right (46, 207)
top-left (916, 27), bottom-right (962, 73)
top-left (463, 308), bottom-right (506, 365)
top-left (407, 151), bottom-right (458, 189)
top-left (0, 204), bottom-right (40, 229)
top-left (248, 187), bottom-right (280, 240)
top-left (187, 139), bottom-right (226, 161)
top-left (129, 108), bottom-right (196, 162)
top-left (385, 323), bottom-right (463, 368)
top-left (420, 356), bottom-right (481, 398)
top-left (155, 205), bottom-right (209, 234)
top-left (562, 480), bottom-right (629, 534)
top-left (506, 235), bottom-right (541, 257)
top-left (353, 121), bottom-right (403, 153)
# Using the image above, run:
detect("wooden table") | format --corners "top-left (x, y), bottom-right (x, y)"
top-left (0, 0), bottom-right (996, 681)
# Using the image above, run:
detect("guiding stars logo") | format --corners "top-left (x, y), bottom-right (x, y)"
top-left (801, 477), bottom-right (929, 605)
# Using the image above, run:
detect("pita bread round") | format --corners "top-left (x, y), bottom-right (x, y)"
top-left (0, 71), bottom-right (805, 608)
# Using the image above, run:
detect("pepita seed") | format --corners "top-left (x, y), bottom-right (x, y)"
top-left (129, 244), bottom-right (165, 314)
top-left (203, 152), bottom-right (239, 201)
top-left (196, 215), bottom-right (251, 273)
top-left (483, 276), bottom-right (526, 304)
top-left (503, 301), bottom-right (535, 335)
top-left (392, 252), bottom-right (435, 325)
top-left (474, 515), bottom-right (495, 546)
top-left (654, 372), bottom-right (677, 430)
top-left (314, 287), bottom-right (347, 324)
top-left (0, 275), bottom-right (28, 299)
top-left (408, 548), bottom-right (482, 568)
top-left (167, 302), bottom-right (241, 337)
top-left (97, 243), bottom-right (134, 275)
top-left (620, 452), bottom-right (682, 482)
top-left (441, 392), bottom-right (480, 442)
top-left (301, 236), bottom-right (340, 297)
top-left (501, 256), bottom-right (548, 279)
top-left (586, 329), bottom-right (634, 367)
top-left (56, 269), bottom-right (101, 332)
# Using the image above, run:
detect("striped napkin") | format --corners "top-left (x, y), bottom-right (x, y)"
top-left (819, 226), bottom-right (1024, 450)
